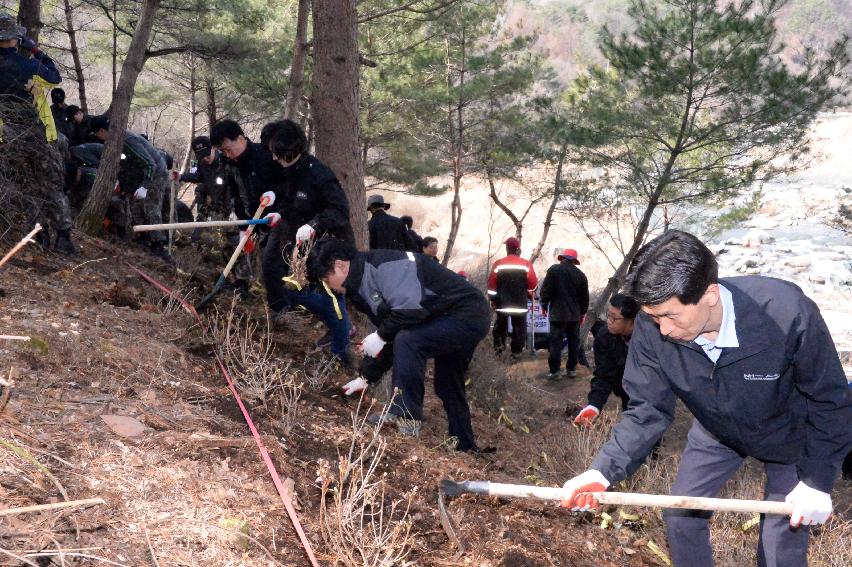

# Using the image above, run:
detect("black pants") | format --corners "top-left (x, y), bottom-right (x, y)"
top-left (492, 312), bottom-right (526, 355)
top-left (261, 222), bottom-right (293, 312)
top-left (548, 320), bottom-right (579, 373)
top-left (390, 315), bottom-right (488, 451)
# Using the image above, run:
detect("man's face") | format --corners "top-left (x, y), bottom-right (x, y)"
top-left (326, 259), bottom-right (351, 293)
top-left (72, 111), bottom-right (84, 124)
top-left (217, 136), bottom-right (247, 160)
top-left (606, 306), bottom-right (636, 337)
top-left (94, 128), bottom-right (107, 141)
top-left (424, 242), bottom-right (438, 257)
top-left (274, 153), bottom-right (301, 168)
top-left (641, 285), bottom-right (719, 342)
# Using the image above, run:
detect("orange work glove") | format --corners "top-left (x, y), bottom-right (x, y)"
top-left (561, 470), bottom-right (610, 511)
top-left (573, 405), bottom-right (600, 426)
top-left (240, 230), bottom-right (255, 254)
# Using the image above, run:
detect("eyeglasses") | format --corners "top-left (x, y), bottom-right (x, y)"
top-left (606, 313), bottom-right (625, 322)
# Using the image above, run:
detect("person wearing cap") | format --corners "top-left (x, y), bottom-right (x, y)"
top-left (367, 195), bottom-right (412, 251)
top-left (561, 230), bottom-right (850, 567)
top-left (0, 11), bottom-right (75, 254)
top-left (539, 247), bottom-right (589, 378)
top-left (91, 116), bottom-right (172, 260)
top-left (178, 136), bottom-right (233, 223)
top-left (49, 87), bottom-right (73, 138)
top-left (487, 237), bottom-right (538, 361)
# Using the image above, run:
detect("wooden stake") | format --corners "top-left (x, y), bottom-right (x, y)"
top-left (0, 224), bottom-right (42, 269)
top-left (0, 498), bottom-right (106, 517)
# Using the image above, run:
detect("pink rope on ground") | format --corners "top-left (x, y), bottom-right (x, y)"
top-left (126, 263), bottom-right (321, 567)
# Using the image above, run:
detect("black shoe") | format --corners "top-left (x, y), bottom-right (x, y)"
top-left (566, 369), bottom-right (577, 378)
top-left (35, 229), bottom-right (51, 249)
top-left (53, 229), bottom-right (76, 254)
top-left (545, 371), bottom-right (561, 381)
top-left (460, 445), bottom-right (497, 455)
top-left (149, 243), bottom-right (173, 262)
top-left (234, 280), bottom-right (250, 300)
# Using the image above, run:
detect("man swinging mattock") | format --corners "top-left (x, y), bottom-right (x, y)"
top-left (561, 230), bottom-right (851, 567)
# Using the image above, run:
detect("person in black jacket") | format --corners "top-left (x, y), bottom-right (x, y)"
top-left (561, 230), bottom-right (851, 567)
top-left (262, 120), bottom-right (355, 363)
top-left (49, 88), bottom-right (73, 138)
top-left (367, 195), bottom-right (411, 250)
top-left (311, 240), bottom-right (491, 452)
top-left (400, 215), bottom-right (423, 252)
top-left (539, 248), bottom-right (589, 379)
top-left (574, 294), bottom-right (639, 425)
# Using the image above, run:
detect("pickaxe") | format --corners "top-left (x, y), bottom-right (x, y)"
top-left (437, 479), bottom-right (794, 553)
top-left (195, 193), bottom-right (275, 311)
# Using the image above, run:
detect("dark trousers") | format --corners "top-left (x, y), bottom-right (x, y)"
top-left (665, 421), bottom-right (808, 567)
top-left (261, 223), bottom-right (292, 313)
top-left (547, 320), bottom-right (579, 373)
top-left (390, 315), bottom-right (488, 451)
top-left (493, 311), bottom-right (526, 355)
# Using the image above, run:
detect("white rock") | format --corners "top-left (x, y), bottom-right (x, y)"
top-left (785, 256), bottom-right (812, 268)
top-left (809, 274), bottom-right (827, 284)
top-left (741, 230), bottom-right (774, 247)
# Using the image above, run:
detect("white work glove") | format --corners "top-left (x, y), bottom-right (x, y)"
top-left (359, 332), bottom-right (386, 358)
top-left (260, 190), bottom-right (277, 207)
top-left (133, 186), bottom-right (148, 200)
top-left (785, 481), bottom-right (832, 527)
top-left (342, 377), bottom-right (368, 396)
top-left (264, 212), bottom-right (282, 228)
top-left (296, 223), bottom-right (316, 245)
top-left (561, 469), bottom-right (610, 511)
top-left (573, 405), bottom-right (600, 426)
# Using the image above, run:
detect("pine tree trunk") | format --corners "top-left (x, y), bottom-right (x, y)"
top-left (487, 169), bottom-right (523, 240)
top-left (62, 0), bottom-right (87, 112)
top-left (529, 145), bottom-right (567, 265)
top-left (284, 0), bottom-right (310, 121)
top-left (312, 0), bottom-right (367, 248)
top-left (76, 0), bottom-right (161, 235)
top-left (204, 68), bottom-right (217, 130)
top-left (17, 0), bottom-right (42, 42)
top-left (111, 0), bottom-right (117, 95)
top-left (180, 61), bottom-right (197, 174)
top-left (442, 29), bottom-right (466, 265)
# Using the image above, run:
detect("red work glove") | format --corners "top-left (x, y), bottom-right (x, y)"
top-left (264, 212), bottom-right (282, 228)
top-left (561, 470), bottom-right (610, 511)
top-left (573, 405), bottom-right (600, 427)
top-left (240, 231), bottom-right (255, 254)
top-left (170, 170), bottom-right (180, 182)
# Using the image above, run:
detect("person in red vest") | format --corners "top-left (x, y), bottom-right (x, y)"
top-left (487, 237), bottom-right (538, 361)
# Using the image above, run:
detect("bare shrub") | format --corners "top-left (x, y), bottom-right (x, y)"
top-left (208, 303), bottom-right (283, 404)
top-left (317, 398), bottom-right (417, 567)
top-left (465, 342), bottom-right (509, 417)
top-left (302, 351), bottom-right (336, 392)
top-left (277, 370), bottom-right (303, 434)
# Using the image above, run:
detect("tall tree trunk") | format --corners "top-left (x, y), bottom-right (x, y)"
top-left (312, 0), bottom-right (367, 248)
top-left (17, 0), bottom-right (42, 42)
top-left (181, 60), bottom-right (197, 174)
top-left (62, 0), bottom-right (87, 112)
top-left (204, 68), bottom-right (217, 130)
top-left (77, 0), bottom-right (161, 235)
top-left (486, 169), bottom-right (523, 240)
top-left (284, 0), bottom-right (310, 120)
top-left (111, 0), bottom-right (117, 95)
top-left (529, 144), bottom-right (567, 264)
top-left (442, 28), bottom-right (466, 265)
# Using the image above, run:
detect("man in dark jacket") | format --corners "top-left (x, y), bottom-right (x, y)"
top-left (91, 116), bottom-right (171, 260)
top-left (487, 237), bottom-right (538, 360)
top-left (262, 120), bottom-right (354, 363)
top-left (400, 215), bottom-right (423, 252)
top-left (574, 294), bottom-right (639, 425)
top-left (367, 195), bottom-right (411, 250)
top-left (49, 87), bottom-right (72, 138)
top-left (311, 240), bottom-right (491, 452)
top-left (179, 136), bottom-right (233, 222)
top-left (561, 230), bottom-right (851, 567)
top-left (539, 248), bottom-right (589, 378)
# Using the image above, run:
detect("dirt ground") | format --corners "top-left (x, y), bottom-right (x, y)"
top-left (0, 230), bottom-right (849, 566)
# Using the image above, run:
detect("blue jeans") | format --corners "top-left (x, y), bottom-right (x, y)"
top-left (291, 286), bottom-right (350, 361)
top-left (389, 315), bottom-right (488, 451)
top-left (665, 421), bottom-right (808, 567)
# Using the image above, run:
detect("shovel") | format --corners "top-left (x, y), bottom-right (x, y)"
top-left (196, 193), bottom-right (275, 311)
top-left (437, 479), bottom-right (794, 553)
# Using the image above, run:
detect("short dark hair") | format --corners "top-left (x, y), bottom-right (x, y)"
top-left (270, 120), bottom-right (308, 163)
top-left (422, 236), bottom-right (438, 247)
top-left (89, 115), bottom-right (110, 132)
top-left (400, 215), bottom-right (413, 229)
top-left (609, 293), bottom-right (640, 319)
top-left (624, 230), bottom-right (717, 306)
top-left (260, 120), bottom-right (285, 149)
top-left (308, 239), bottom-right (358, 282)
top-left (64, 105), bottom-right (80, 119)
top-left (51, 88), bottom-right (65, 104)
top-left (210, 119), bottom-right (244, 146)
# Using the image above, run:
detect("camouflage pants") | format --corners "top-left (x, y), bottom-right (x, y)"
top-left (0, 107), bottom-right (72, 233)
top-left (130, 172), bottom-right (167, 244)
